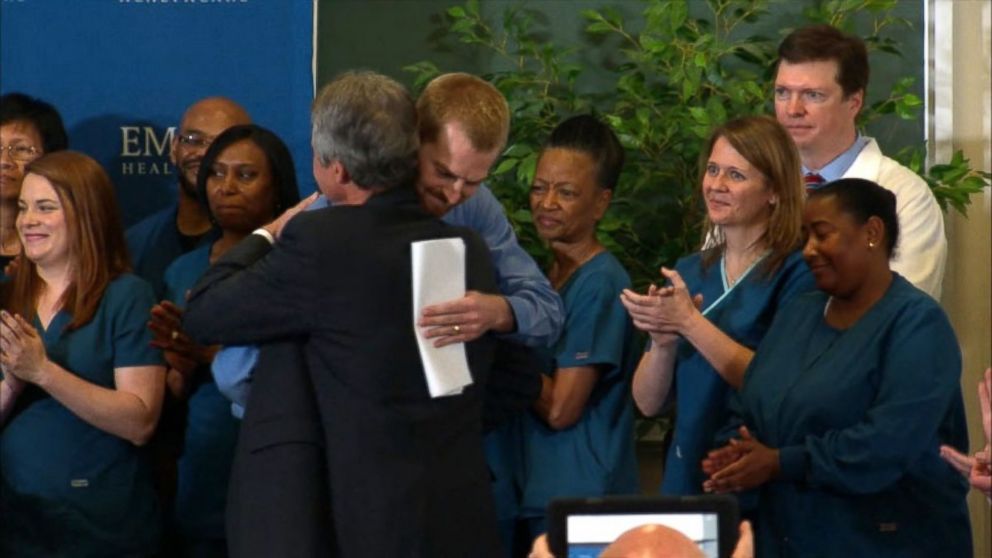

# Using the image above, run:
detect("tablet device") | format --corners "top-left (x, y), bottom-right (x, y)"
top-left (547, 495), bottom-right (739, 558)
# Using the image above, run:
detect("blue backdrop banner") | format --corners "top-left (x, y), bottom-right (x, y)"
top-left (0, 0), bottom-right (315, 226)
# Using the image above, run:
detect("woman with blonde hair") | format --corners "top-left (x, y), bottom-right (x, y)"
top-left (621, 115), bottom-right (814, 495)
top-left (0, 151), bottom-right (165, 556)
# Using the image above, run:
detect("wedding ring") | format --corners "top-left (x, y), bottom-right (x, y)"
top-left (452, 324), bottom-right (461, 334)
top-left (171, 330), bottom-right (179, 341)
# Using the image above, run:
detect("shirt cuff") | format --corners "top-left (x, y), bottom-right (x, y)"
top-left (252, 227), bottom-right (275, 245)
top-left (778, 445), bottom-right (809, 482)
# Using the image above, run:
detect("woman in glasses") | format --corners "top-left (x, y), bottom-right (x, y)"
top-left (0, 93), bottom-right (68, 272)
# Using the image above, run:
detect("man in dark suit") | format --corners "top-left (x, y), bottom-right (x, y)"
top-left (183, 71), bottom-right (502, 557)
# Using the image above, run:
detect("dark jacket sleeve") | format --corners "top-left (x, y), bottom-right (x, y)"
top-left (183, 223), bottom-right (316, 346)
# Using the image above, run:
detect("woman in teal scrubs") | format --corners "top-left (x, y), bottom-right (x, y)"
top-left (0, 151), bottom-right (166, 557)
top-left (150, 124), bottom-right (299, 557)
top-left (702, 179), bottom-right (971, 556)
top-left (517, 115), bottom-right (640, 538)
top-left (621, 116), bottom-right (813, 495)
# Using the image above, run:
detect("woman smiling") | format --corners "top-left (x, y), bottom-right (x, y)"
top-left (0, 151), bottom-right (165, 556)
top-left (703, 178), bottom-right (971, 556)
top-left (621, 115), bottom-right (813, 495)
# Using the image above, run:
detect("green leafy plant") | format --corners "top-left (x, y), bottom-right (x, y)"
top-left (900, 148), bottom-right (992, 215)
top-left (406, 0), bottom-right (990, 292)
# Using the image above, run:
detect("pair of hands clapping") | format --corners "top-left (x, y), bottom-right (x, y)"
top-left (620, 267), bottom-right (703, 347)
top-left (0, 257), bottom-right (41, 388)
top-left (0, 310), bottom-right (48, 388)
top-left (701, 425), bottom-right (780, 494)
top-left (142, 193), bottom-right (329, 393)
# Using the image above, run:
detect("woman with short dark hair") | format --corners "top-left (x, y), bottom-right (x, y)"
top-left (513, 114), bottom-right (639, 540)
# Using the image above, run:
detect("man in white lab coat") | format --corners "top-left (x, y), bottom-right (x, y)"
top-left (774, 24), bottom-right (946, 298)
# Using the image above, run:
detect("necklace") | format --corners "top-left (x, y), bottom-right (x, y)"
top-left (719, 249), bottom-right (769, 290)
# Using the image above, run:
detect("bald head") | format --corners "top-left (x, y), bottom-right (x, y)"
top-left (171, 97), bottom-right (252, 195)
top-left (180, 97), bottom-right (251, 130)
top-left (601, 524), bottom-right (705, 558)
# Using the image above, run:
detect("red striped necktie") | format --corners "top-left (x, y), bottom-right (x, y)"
top-left (804, 173), bottom-right (825, 191)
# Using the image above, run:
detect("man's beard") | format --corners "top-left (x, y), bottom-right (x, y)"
top-left (178, 169), bottom-right (199, 199)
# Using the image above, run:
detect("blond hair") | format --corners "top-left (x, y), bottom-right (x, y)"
top-left (700, 115), bottom-right (804, 277)
top-left (416, 73), bottom-right (510, 153)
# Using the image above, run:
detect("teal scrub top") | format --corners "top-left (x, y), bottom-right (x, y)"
top-left (732, 275), bottom-right (971, 557)
top-left (519, 251), bottom-right (640, 518)
top-left (661, 249), bottom-right (814, 495)
top-left (126, 203), bottom-right (217, 299)
top-left (163, 244), bottom-right (241, 541)
top-left (0, 274), bottom-right (164, 557)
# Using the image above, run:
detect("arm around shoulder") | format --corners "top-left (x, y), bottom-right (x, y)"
top-left (183, 224), bottom-right (316, 346)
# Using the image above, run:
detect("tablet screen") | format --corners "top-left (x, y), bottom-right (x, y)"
top-left (548, 495), bottom-right (737, 558)
top-left (564, 511), bottom-right (720, 557)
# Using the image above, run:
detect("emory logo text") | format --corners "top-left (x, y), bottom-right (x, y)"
top-left (120, 126), bottom-right (175, 176)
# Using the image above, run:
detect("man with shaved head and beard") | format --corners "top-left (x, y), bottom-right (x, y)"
top-left (126, 97), bottom-right (251, 296)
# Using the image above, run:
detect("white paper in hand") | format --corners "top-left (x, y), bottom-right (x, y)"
top-left (412, 237), bottom-right (473, 398)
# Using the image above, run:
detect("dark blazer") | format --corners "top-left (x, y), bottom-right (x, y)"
top-left (184, 187), bottom-right (501, 557)
top-left (224, 339), bottom-right (332, 558)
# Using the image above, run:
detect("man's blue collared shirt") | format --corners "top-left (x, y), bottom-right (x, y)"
top-left (212, 186), bottom-right (563, 415)
top-left (803, 135), bottom-right (870, 185)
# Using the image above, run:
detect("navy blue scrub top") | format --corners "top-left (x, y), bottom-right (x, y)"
top-left (1, 274), bottom-right (164, 557)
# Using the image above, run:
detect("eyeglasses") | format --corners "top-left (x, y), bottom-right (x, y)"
top-left (177, 132), bottom-right (217, 149)
top-left (0, 144), bottom-right (40, 162)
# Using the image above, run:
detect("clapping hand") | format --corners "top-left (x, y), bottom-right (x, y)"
top-left (976, 368), bottom-right (992, 498)
top-left (2, 254), bottom-right (21, 277)
top-left (703, 426), bottom-right (780, 493)
top-left (620, 267), bottom-right (703, 346)
top-left (0, 310), bottom-right (49, 385)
